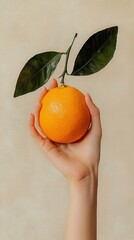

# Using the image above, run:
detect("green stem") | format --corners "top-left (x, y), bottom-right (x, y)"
top-left (59, 33), bottom-right (78, 85)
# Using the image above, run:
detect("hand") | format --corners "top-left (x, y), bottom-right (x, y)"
top-left (29, 79), bottom-right (102, 184)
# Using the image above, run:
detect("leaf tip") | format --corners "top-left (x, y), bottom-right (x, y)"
top-left (13, 87), bottom-right (20, 98)
top-left (13, 89), bottom-right (16, 98)
top-left (112, 25), bottom-right (118, 34)
top-left (13, 91), bottom-right (17, 98)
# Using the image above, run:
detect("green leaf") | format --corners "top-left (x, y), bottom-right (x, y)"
top-left (14, 52), bottom-right (62, 97)
top-left (71, 26), bottom-right (118, 76)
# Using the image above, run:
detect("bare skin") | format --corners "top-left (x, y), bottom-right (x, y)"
top-left (29, 79), bottom-right (102, 240)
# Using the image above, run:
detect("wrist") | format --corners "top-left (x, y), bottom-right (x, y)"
top-left (69, 170), bottom-right (98, 194)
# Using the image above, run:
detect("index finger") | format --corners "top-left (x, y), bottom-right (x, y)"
top-left (38, 87), bottom-right (48, 103)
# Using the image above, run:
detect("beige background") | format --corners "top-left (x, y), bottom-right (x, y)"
top-left (0, 0), bottom-right (134, 239)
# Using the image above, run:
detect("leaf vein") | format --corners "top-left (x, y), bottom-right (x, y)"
top-left (72, 35), bottom-right (114, 75)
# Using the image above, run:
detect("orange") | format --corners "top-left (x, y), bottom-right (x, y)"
top-left (39, 85), bottom-right (91, 143)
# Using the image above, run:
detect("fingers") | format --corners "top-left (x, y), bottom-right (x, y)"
top-left (29, 113), bottom-right (45, 146)
top-left (35, 102), bottom-right (47, 138)
top-left (48, 79), bottom-right (58, 90)
top-left (29, 113), bottom-right (57, 151)
top-left (29, 113), bottom-right (62, 161)
top-left (38, 87), bottom-right (48, 103)
top-left (29, 79), bottom-right (59, 144)
top-left (38, 79), bottom-right (58, 103)
top-left (35, 79), bottom-right (58, 137)
top-left (85, 93), bottom-right (102, 138)
top-left (35, 102), bottom-right (42, 118)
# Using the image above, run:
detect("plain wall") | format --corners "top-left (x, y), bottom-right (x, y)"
top-left (0, 0), bottom-right (134, 239)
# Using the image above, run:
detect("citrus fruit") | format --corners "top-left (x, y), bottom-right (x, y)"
top-left (39, 85), bottom-right (91, 143)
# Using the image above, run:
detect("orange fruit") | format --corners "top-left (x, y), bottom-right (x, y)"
top-left (39, 85), bottom-right (91, 143)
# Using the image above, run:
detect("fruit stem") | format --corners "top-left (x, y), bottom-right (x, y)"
top-left (59, 33), bottom-right (78, 85)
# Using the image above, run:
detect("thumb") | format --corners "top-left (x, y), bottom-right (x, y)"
top-left (85, 93), bottom-right (102, 138)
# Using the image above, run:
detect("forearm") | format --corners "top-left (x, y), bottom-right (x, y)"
top-left (65, 172), bottom-right (98, 240)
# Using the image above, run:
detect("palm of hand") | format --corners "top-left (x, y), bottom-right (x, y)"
top-left (29, 80), bottom-right (102, 183)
